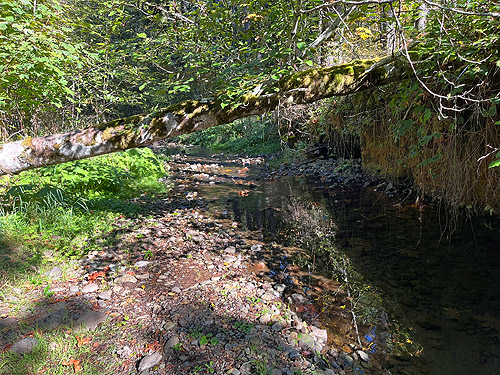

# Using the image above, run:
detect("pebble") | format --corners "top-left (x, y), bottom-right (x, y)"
top-left (116, 274), bottom-right (138, 284)
top-left (135, 261), bottom-right (152, 268)
top-left (9, 337), bottom-right (37, 355)
top-left (271, 369), bottom-right (282, 375)
top-left (82, 283), bottom-right (99, 293)
top-left (163, 321), bottom-right (177, 331)
top-left (291, 293), bottom-right (308, 304)
top-left (98, 290), bottom-right (113, 300)
top-left (356, 350), bottom-right (370, 362)
top-left (137, 352), bottom-right (163, 372)
top-left (171, 286), bottom-right (182, 294)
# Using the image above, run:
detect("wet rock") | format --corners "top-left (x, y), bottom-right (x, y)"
top-left (137, 352), bottom-right (162, 372)
top-left (10, 337), bottom-right (37, 355)
top-left (82, 283), bottom-right (99, 293)
top-left (272, 322), bottom-right (284, 332)
top-left (250, 244), bottom-right (263, 252)
top-left (74, 310), bottom-right (107, 331)
top-left (43, 266), bottom-right (63, 279)
top-left (291, 293), bottom-right (308, 304)
top-left (357, 350), bottom-right (370, 362)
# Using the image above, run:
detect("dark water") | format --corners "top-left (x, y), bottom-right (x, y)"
top-left (168, 146), bottom-right (500, 375)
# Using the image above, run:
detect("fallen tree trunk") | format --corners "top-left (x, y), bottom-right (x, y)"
top-left (0, 57), bottom-right (406, 175)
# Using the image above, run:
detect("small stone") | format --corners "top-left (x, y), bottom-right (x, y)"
top-left (137, 352), bottom-right (162, 372)
top-left (274, 284), bottom-right (286, 293)
top-left (289, 350), bottom-right (301, 359)
top-left (115, 274), bottom-right (137, 284)
top-left (250, 244), bottom-right (263, 252)
top-left (74, 310), bottom-right (107, 331)
top-left (259, 314), bottom-right (272, 324)
top-left (69, 286), bottom-right (79, 294)
top-left (43, 266), bottom-right (63, 280)
top-left (310, 326), bottom-right (328, 344)
top-left (356, 350), bottom-right (370, 362)
top-left (272, 322), bottom-right (284, 332)
top-left (171, 286), bottom-right (182, 294)
top-left (224, 246), bottom-right (236, 254)
top-left (98, 290), bottom-right (112, 300)
top-left (134, 261), bottom-right (152, 268)
top-left (163, 321), bottom-right (177, 331)
top-left (136, 273), bottom-right (150, 280)
top-left (229, 369), bottom-right (241, 375)
top-left (82, 283), bottom-right (99, 293)
top-left (10, 337), bottom-right (37, 355)
top-left (164, 335), bottom-right (179, 350)
top-left (298, 333), bottom-right (315, 350)
top-left (291, 293), bottom-right (308, 304)
top-left (271, 369), bottom-right (282, 375)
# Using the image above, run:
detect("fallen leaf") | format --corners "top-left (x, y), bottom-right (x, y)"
top-left (76, 336), bottom-right (91, 347)
top-left (238, 190), bottom-right (250, 197)
top-left (62, 359), bottom-right (82, 373)
top-left (88, 271), bottom-right (106, 282)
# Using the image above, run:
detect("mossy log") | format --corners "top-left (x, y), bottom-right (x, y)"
top-left (0, 57), bottom-right (406, 175)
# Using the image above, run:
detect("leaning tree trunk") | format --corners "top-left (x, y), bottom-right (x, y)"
top-left (0, 57), bottom-right (407, 176)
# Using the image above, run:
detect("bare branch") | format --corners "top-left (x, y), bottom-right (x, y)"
top-left (300, 0), bottom-right (394, 14)
top-left (423, 0), bottom-right (500, 18)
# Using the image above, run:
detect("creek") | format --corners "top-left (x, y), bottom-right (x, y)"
top-left (166, 145), bottom-right (500, 375)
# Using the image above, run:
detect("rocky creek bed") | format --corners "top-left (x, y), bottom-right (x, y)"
top-left (2, 144), bottom-right (500, 375)
top-left (0, 145), bottom-right (385, 375)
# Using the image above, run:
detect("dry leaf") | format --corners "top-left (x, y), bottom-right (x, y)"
top-left (62, 359), bottom-right (82, 373)
top-left (76, 336), bottom-right (91, 347)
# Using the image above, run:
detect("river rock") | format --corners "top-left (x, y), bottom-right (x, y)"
top-left (357, 350), bottom-right (370, 362)
top-left (134, 261), bottom-right (152, 268)
top-left (10, 337), bottom-right (37, 355)
top-left (164, 335), bottom-right (180, 350)
top-left (291, 293), bottom-right (308, 304)
top-left (298, 333), bottom-right (315, 350)
top-left (310, 326), bottom-right (328, 345)
top-left (98, 290), bottom-right (113, 300)
top-left (115, 274), bottom-right (138, 284)
top-left (82, 283), bottom-right (99, 293)
top-left (137, 352), bottom-right (162, 372)
top-left (74, 310), bottom-right (107, 331)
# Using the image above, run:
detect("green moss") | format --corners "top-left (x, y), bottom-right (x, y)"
top-left (21, 136), bottom-right (33, 148)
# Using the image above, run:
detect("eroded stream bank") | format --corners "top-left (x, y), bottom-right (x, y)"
top-left (165, 144), bottom-right (500, 375)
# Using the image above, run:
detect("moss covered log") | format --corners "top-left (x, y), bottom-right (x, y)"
top-left (0, 57), bottom-right (404, 175)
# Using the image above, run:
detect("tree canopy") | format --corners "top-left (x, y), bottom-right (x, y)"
top-left (0, 0), bottom-right (499, 171)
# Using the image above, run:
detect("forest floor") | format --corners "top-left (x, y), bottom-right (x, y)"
top-left (0, 144), bottom-right (385, 375)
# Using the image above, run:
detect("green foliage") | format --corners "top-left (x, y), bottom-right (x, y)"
top-left (0, 147), bottom-right (167, 265)
top-left (176, 117), bottom-right (280, 155)
top-left (7, 147), bottom-right (166, 201)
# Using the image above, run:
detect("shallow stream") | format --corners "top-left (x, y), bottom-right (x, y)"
top-left (167, 145), bottom-right (500, 375)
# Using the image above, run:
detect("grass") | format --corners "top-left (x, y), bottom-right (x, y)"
top-left (0, 328), bottom-right (116, 375)
top-left (175, 116), bottom-right (281, 155)
top-left (0, 147), bottom-right (168, 373)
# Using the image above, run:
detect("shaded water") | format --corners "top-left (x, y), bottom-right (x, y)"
top-left (168, 146), bottom-right (500, 375)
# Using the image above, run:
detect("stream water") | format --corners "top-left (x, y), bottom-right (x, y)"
top-left (166, 145), bottom-right (500, 375)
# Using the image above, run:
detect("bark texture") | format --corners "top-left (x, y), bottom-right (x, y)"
top-left (0, 57), bottom-right (406, 175)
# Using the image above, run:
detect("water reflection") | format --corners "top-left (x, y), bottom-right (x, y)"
top-left (220, 177), bottom-right (500, 375)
